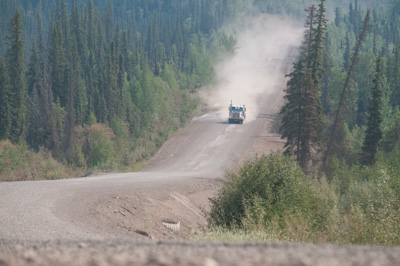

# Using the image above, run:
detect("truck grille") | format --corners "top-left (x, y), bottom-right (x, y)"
top-left (232, 113), bottom-right (240, 119)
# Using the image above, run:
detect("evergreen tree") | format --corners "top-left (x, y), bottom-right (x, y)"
top-left (356, 91), bottom-right (367, 126)
top-left (27, 40), bottom-right (40, 95)
top-left (71, 0), bottom-right (88, 72)
top-left (349, 3), bottom-right (354, 27)
top-left (361, 56), bottom-right (383, 165)
top-left (147, 11), bottom-right (160, 74)
top-left (373, 27), bottom-right (377, 56)
top-left (6, 10), bottom-right (26, 143)
top-left (36, 10), bottom-right (45, 55)
top-left (303, 4), bottom-right (317, 66)
top-left (86, 0), bottom-right (97, 53)
top-left (321, 32), bottom-right (333, 114)
top-left (64, 65), bottom-right (75, 163)
top-left (49, 21), bottom-right (67, 105)
top-left (0, 57), bottom-right (11, 140)
top-left (105, 41), bottom-right (119, 122)
top-left (309, 0), bottom-right (328, 85)
top-left (302, 69), bottom-right (324, 169)
top-left (121, 31), bottom-right (134, 81)
top-left (281, 3), bottom-right (325, 171)
top-left (343, 33), bottom-right (351, 69)
top-left (390, 43), bottom-right (400, 107)
top-left (280, 60), bottom-right (306, 162)
top-left (71, 37), bottom-right (87, 127)
top-left (334, 7), bottom-right (342, 27)
top-left (104, 2), bottom-right (114, 42)
top-left (56, 0), bottom-right (71, 49)
top-left (26, 40), bottom-right (47, 150)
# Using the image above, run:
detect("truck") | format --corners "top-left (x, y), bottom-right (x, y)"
top-left (228, 101), bottom-right (246, 124)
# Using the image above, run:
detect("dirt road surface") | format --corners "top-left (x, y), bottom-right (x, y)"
top-left (1, 18), bottom-right (400, 265)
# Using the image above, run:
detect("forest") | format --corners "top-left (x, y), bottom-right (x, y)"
top-left (0, 0), bottom-right (242, 180)
top-left (276, 0), bottom-right (400, 172)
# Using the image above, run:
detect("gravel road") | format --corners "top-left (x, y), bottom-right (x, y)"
top-left (2, 239), bottom-right (400, 266)
top-left (2, 17), bottom-right (400, 266)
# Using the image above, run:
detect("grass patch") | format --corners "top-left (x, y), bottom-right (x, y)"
top-left (193, 227), bottom-right (278, 243)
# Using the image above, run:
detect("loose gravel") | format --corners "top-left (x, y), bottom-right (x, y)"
top-left (1, 239), bottom-right (400, 266)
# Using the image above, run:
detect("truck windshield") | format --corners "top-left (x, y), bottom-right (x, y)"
top-left (232, 107), bottom-right (243, 111)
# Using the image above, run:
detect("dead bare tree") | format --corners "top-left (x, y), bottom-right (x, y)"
top-left (324, 10), bottom-right (371, 165)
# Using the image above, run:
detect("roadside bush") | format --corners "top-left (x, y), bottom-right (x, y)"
top-left (110, 116), bottom-right (129, 139)
top-left (0, 140), bottom-right (70, 181)
top-left (335, 166), bottom-right (400, 245)
top-left (73, 123), bottom-right (117, 171)
top-left (71, 144), bottom-right (86, 168)
top-left (89, 131), bottom-right (114, 169)
top-left (383, 147), bottom-right (400, 200)
top-left (204, 151), bottom-right (400, 245)
top-left (209, 153), bottom-right (325, 232)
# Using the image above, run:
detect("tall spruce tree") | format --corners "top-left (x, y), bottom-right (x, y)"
top-left (361, 56), bottom-right (383, 165)
top-left (309, 0), bottom-right (328, 85)
top-left (280, 60), bottom-right (306, 163)
top-left (0, 56), bottom-right (11, 140)
top-left (26, 40), bottom-right (46, 150)
top-left (71, 0), bottom-right (88, 73)
top-left (27, 40), bottom-right (40, 95)
top-left (105, 41), bottom-right (119, 122)
top-left (390, 43), bottom-right (400, 107)
top-left (334, 7), bottom-right (342, 27)
top-left (321, 32), bottom-right (333, 114)
top-left (280, 1), bottom-right (326, 171)
top-left (303, 5), bottom-right (317, 65)
top-left (6, 10), bottom-right (26, 143)
top-left (50, 21), bottom-right (67, 105)
top-left (343, 33), bottom-right (351, 69)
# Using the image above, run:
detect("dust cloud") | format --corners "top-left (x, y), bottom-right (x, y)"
top-left (209, 15), bottom-right (302, 122)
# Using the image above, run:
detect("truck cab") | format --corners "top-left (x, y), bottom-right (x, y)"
top-left (228, 102), bottom-right (246, 124)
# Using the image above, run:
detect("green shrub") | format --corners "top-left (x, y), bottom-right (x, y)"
top-left (71, 144), bottom-right (86, 168)
top-left (0, 140), bottom-right (70, 181)
top-left (337, 167), bottom-right (400, 245)
top-left (204, 150), bottom-right (400, 245)
top-left (383, 147), bottom-right (400, 200)
top-left (89, 132), bottom-right (113, 168)
top-left (110, 116), bottom-right (129, 139)
top-left (209, 153), bottom-right (323, 231)
top-left (0, 140), bottom-right (29, 175)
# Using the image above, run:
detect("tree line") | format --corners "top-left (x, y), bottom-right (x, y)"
top-left (280, 0), bottom-right (400, 172)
